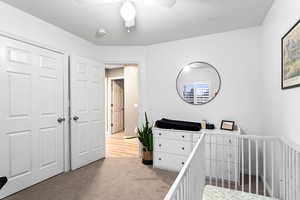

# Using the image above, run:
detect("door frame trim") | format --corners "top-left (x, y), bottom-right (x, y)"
top-left (106, 76), bottom-right (124, 136)
top-left (0, 30), bottom-right (65, 54)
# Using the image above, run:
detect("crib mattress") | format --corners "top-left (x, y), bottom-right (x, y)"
top-left (203, 185), bottom-right (278, 200)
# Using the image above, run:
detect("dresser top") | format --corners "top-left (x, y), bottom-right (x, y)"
top-left (153, 125), bottom-right (241, 135)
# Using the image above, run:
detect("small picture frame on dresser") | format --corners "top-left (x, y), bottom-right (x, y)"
top-left (220, 120), bottom-right (235, 131)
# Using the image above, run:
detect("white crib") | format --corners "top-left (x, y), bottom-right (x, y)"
top-left (164, 133), bottom-right (300, 200)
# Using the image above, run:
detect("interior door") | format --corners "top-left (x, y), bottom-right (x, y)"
top-left (70, 56), bottom-right (105, 170)
top-left (111, 79), bottom-right (124, 134)
top-left (0, 37), bottom-right (64, 198)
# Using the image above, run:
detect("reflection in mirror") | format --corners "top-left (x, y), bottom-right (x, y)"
top-left (176, 62), bottom-right (221, 105)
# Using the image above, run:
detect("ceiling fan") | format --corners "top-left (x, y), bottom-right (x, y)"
top-left (77, 0), bottom-right (176, 31)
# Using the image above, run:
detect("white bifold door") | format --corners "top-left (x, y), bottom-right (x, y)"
top-left (0, 37), bottom-right (65, 198)
top-left (70, 56), bottom-right (105, 170)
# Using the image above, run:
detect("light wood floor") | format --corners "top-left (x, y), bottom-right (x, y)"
top-left (106, 131), bottom-right (139, 158)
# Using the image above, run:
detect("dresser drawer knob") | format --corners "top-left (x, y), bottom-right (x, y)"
top-left (159, 158), bottom-right (162, 161)
top-left (182, 135), bottom-right (185, 138)
top-left (181, 162), bottom-right (185, 165)
top-left (159, 133), bottom-right (162, 136)
top-left (159, 144), bottom-right (162, 147)
top-left (181, 147), bottom-right (185, 150)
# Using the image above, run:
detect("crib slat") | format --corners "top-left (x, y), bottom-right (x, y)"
top-left (235, 136), bottom-right (238, 190)
top-left (242, 138), bottom-right (244, 192)
top-left (263, 140), bottom-right (266, 196)
top-left (293, 150), bottom-right (296, 200)
top-left (209, 135), bottom-right (212, 185)
top-left (228, 139), bottom-right (231, 189)
top-left (280, 142), bottom-right (283, 200)
top-left (288, 147), bottom-right (292, 200)
top-left (283, 143), bottom-right (286, 200)
top-left (295, 152), bottom-right (299, 199)
top-left (249, 139), bottom-right (251, 193)
top-left (256, 139), bottom-right (258, 195)
top-left (215, 136), bottom-right (218, 186)
top-left (289, 147), bottom-right (293, 200)
top-left (222, 135), bottom-right (225, 188)
top-left (296, 152), bottom-right (299, 200)
top-left (288, 146), bottom-right (290, 200)
top-left (271, 141), bottom-right (274, 198)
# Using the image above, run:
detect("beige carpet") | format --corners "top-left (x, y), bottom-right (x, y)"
top-left (4, 158), bottom-right (177, 200)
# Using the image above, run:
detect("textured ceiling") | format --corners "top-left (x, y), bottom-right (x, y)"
top-left (2, 0), bottom-right (273, 45)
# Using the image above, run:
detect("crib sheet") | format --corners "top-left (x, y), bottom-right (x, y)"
top-left (203, 185), bottom-right (278, 200)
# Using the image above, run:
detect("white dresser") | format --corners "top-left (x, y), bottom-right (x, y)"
top-left (153, 127), bottom-right (241, 182)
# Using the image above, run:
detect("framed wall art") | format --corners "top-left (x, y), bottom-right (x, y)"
top-left (282, 19), bottom-right (300, 89)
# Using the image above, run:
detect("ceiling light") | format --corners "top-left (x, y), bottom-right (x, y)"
top-left (95, 27), bottom-right (107, 38)
top-left (120, 1), bottom-right (136, 29)
top-left (120, 1), bottom-right (136, 21)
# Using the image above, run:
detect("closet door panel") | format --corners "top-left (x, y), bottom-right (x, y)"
top-left (0, 39), bottom-right (36, 198)
top-left (70, 56), bottom-right (105, 170)
top-left (0, 37), bottom-right (65, 199)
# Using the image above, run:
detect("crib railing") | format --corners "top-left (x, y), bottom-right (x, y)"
top-left (164, 133), bottom-right (300, 200)
top-left (164, 134), bottom-right (206, 200)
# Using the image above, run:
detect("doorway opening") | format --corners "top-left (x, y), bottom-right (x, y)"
top-left (105, 64), bottom-right (139, 158)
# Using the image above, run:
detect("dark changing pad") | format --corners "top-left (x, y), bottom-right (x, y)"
top-left (155, 118), bottom-right (201, 131)
top-left (0, 177), bottom-right (8, 190)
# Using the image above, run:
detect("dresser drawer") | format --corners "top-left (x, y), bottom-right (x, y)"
top-left (153, 129), bottom-right (192, 141)
top-left (192, 133), bottom-right (203, 143)
top-left (155, 138), bottom-right (192, 156)
top-left (154, 152), bottom-right (187, 172)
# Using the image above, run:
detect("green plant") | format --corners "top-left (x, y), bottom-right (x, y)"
top-left (126, 112), bottom-right (153, 152)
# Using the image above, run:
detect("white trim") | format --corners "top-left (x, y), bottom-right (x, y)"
top-left (63, 55), bottom-right (71, 172)
top-left (0, 30), bottom-right (65, 54)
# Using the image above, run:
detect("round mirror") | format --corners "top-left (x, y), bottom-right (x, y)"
top-left (176, 62), bottom-right (221, 105)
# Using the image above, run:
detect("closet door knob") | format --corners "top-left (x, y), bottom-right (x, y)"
top-left (57, 117), bottom-right (65, 123)
top-left (73, 116), bottom-right (79, 121)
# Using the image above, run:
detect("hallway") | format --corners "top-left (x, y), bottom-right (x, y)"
top-left (106, 131), bottom-right (139, 158)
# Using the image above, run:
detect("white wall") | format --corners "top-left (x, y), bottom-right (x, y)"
top-left (124, 65), bottom-right (139, 136)
top-left (146, 27), bottom-right (262, 135)
top-left (4, 0), bottom-right (299, 142)
top-left (0, 2), bottom-right (99, 59)
top-left (261, 0), bottom-right (300, 143)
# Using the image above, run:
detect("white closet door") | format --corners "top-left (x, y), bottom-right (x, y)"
top-left (35, 48), bottom-right (64, 181)
top-left (70, 56), bottom-right (105, 170)
top-left (0, 37), bottom-right (64, 198)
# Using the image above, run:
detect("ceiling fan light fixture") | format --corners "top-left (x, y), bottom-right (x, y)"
top-left (120, 1), bottom-right (136, 22)
top-left (95, 27), bottom-right (107, 38)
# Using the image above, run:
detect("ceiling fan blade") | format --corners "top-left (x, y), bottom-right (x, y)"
top-left (76, 0), bottom-right (121, 5)
top-left (134, 0), bottom-right (176, 7)
top-left (149, 0), bottom-right (176, 7)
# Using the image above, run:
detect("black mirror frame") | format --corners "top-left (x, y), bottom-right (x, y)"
top-left (176, 61), bottom-right (221, 105)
